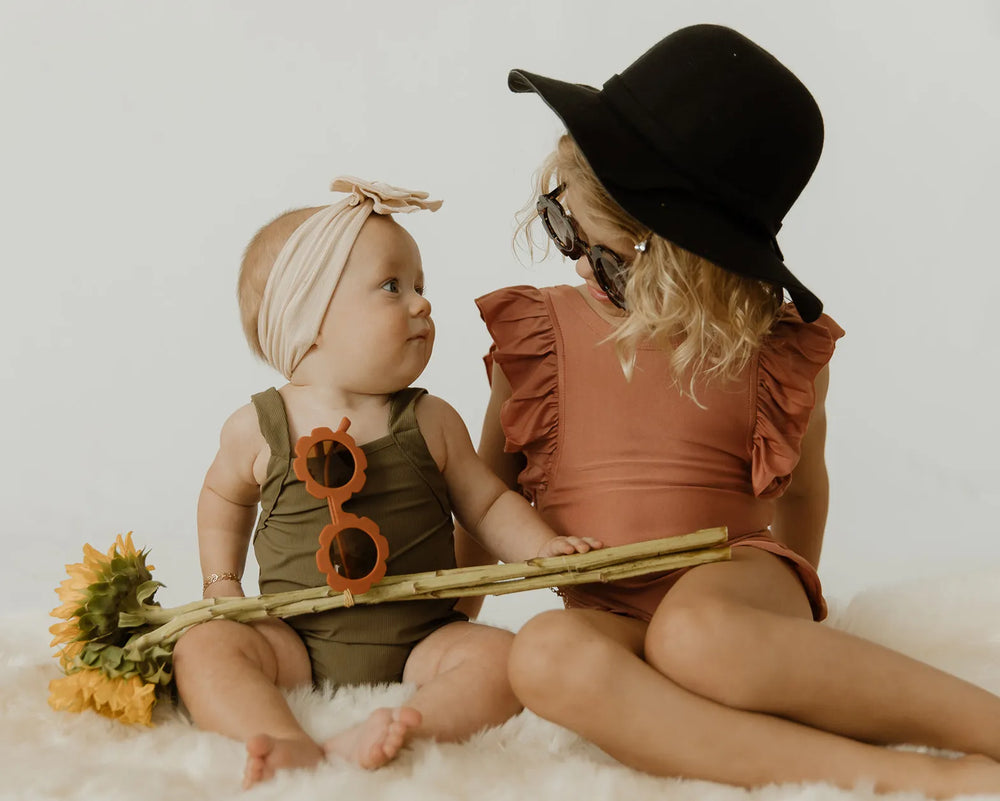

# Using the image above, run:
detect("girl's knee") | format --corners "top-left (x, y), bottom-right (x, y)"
top-left (645, 598), bottom-right (746, 696)
top-left (508, 611), bottom-right (623, 707)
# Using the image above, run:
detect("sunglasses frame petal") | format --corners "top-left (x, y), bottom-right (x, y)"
top-left (292, 419), bottom-right (368, 505)
top-left (316, 515), bottom-right (389, 595)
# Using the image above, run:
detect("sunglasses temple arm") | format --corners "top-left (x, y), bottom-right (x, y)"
top-left (327, 498), bottom-right (341, 525)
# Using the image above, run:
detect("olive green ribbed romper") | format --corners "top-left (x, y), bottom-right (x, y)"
top-left (251, 386), bottom-right (467, 688)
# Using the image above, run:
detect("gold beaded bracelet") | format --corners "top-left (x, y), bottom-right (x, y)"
top-left (203, 572), bottom-right (241, 591)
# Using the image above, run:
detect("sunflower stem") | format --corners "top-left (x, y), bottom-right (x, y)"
top-left (122, 529), bottom-right (728, 658)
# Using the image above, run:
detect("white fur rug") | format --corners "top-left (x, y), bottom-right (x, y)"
top-left (5, 571), bottom-right (1000, 801)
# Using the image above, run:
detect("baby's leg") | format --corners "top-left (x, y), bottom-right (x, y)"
top-left (173, 618), bottom-right (322, 788)
top-left (402, 621), bottom-right (521, 740)
top-left (323, 622), bottom-right (518, 768)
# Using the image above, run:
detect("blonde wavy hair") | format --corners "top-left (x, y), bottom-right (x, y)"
top-left (516, 136), bottom-right (783, 396)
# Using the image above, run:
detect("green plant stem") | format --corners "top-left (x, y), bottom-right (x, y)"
top-left (123, 528), bottom-right (728, 658)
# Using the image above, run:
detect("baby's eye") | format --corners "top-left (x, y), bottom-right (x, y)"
top-left (380, 279), bottom-right (400, 293)
top-left (415, 285), bottom-right (425, 296)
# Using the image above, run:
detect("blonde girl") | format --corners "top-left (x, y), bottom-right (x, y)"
top-left (470, 24), bottom-right (1000, 797)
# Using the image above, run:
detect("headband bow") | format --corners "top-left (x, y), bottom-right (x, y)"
top-left (257, 176), bottom-right (442, 379)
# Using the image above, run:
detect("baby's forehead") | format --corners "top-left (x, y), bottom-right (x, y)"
top-left (347, 214), bottom-right (422, 270)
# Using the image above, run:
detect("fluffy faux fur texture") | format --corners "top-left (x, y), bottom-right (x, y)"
top-left (5, 569), bottom-right (1000, 801)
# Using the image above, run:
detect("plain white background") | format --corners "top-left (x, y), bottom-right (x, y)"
top-left (2, 1), bottom-right (998, 629)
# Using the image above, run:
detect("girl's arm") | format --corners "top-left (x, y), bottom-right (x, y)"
top-left (453, 363), bottom-right (526, 617)
top-left (197, 405), bottom-right (263, 599)
top-left (771, 365), bottom-right (830, 568)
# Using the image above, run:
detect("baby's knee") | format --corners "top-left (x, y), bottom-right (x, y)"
top-left (173, 619), bottom-right (269, 674)
top-left (464, 623), bottom-right (515, 659)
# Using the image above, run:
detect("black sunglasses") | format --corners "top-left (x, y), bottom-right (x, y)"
top-left (536, 184), bottom-right (648, 310)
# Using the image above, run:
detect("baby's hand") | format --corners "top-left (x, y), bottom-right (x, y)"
top-left (536, 536), bottom-right (603, 558)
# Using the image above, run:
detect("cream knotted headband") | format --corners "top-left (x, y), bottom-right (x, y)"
top-left (258, 176), bottom-right (443, 379)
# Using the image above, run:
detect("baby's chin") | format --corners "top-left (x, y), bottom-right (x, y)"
top-left (364, 357), bottom-right (431, 395)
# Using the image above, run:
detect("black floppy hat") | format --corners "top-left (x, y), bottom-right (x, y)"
top-left (509, 24), bottom-right (825, 322)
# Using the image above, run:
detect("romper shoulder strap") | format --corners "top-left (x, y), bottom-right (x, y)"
top-left (386, 387), bottom-right (450, 514)
top-left (388, 386), bottom-right (427, 435)
top-left (250, 387), bottom-right (291, 459)
top-left (249, 388), bottom-right (295, 538)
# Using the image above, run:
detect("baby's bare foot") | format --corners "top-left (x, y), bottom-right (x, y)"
top-left (242, 734), bottom-right (325, 788)
top-left (323, 706), bottom-right (422, 770)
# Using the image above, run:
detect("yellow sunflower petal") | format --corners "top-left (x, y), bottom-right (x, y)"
top-left (81, 543), bottom-right (110, 572)
top-left (50, 599), bottom-right (81, 621)
top-left (48, 675), bottom-right (81, 713)
top-left (48, 672), bottom-right (94, 714)
top-left (48, 620), bottom-right (80, 647)
top-left (116, 532), bottom-right (138, 557)
top-left (91, 674), bottom-right (117, 707)
top-left (62, 563), bottom-right (98, 588)
top-left (56, 575), bottom-right (90, 604)
top-left (117, 676), bottom-right (156, 726)
top-left (57, 641), bottom-right (84, 670)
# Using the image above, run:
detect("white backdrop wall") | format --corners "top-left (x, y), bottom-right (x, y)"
top-left (2, 1), bottom-right (998, 628)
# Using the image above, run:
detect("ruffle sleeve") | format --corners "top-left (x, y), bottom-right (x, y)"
top-left (752, 306), bottom-right (845, 498)
top-left (475, 286), bottom-right (558, 498)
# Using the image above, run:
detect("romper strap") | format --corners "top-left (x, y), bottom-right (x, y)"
top-left (387, 387), bottom-right (450, 515)
top-left (250, 387), bottom-right (291, 459)
top-left (250, 388), bottom-right (294, 537)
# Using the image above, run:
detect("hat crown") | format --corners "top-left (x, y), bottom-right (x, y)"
top-left (605, 24), bottom-right (824, 231)
top-left (507, 24), bottom-right (826, 321)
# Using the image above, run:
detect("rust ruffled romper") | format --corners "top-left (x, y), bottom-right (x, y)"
top-left (477, 285), bottom-right (844, 622)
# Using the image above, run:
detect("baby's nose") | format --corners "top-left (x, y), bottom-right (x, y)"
top-left (412, 294), bottom-right (432, 316)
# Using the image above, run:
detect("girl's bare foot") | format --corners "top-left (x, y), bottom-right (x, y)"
top-left (323, 706), bottom-right (422, 769)
top-left (242, 734), bottom-right (325, 788)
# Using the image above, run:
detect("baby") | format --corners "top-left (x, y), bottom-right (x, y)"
top-left (172, 177), bottom-right (600, 788)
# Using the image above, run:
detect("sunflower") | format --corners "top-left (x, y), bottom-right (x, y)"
top-left (48, 670), bottom-right (157, 726)
top-left (48, 532), bottom-right (170, 724)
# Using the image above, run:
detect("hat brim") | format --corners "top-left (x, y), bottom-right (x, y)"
top-left (508, 69), bottom-right (822, 322)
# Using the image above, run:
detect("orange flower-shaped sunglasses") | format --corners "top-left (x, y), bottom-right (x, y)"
top-left (292, 419), bottom-right (389, 595)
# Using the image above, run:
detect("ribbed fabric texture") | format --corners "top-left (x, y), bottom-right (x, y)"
top-left (251, 386), bottom-right (466, 687)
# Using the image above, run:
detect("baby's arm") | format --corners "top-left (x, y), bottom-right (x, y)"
top-left (418, 393), bottom-right (600, 563)
top-left (197, 404), bottom-right (265, 599)
top-left (453, 364), bottom-right (524, 617)
top-left (771, 365), bottom-right (830, 568)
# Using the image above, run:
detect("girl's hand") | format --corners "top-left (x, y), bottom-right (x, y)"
top-left (536, 536), bottom-right (603, 558)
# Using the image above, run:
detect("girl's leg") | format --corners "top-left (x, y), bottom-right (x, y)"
top-left (323, 621), bottom-right (520, 768)
top-left (645, 548), bottom-right (1000, 757)
top-left (173, 618), bottom-right (320, 787)
top-left (508, 607), bottom-right (1000, 796)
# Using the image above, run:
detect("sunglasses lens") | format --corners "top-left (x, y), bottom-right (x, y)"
top-left (327, 527), bottom-right (379, 580)
top-left (306, 440), bottom-right (356, 489)
top-left (592, 250), bottom-right (629, 308)
top-left (540, 199), bottom-right (578, 255)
